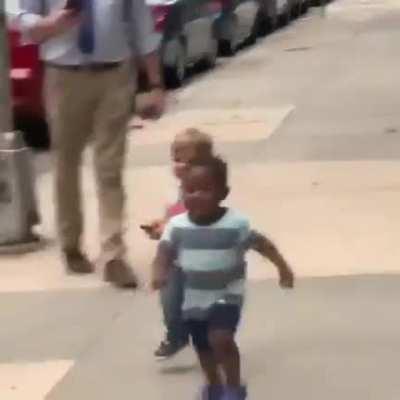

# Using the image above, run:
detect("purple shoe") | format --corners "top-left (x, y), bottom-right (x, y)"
top-left (221, 386), bottom-right (247, 400)
top-left (199, 385), bottom-right (225, 400)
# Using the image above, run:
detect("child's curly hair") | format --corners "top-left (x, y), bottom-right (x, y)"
top-left (192, 155), bottom-right (228, 189)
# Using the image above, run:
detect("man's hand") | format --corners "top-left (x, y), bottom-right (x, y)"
top-left (138, 88), bottom-right (166, 120)
top-left (279, 266), bottom-right (295, 289)
top-left (29, 9), bottom-right (80, 43)
top-left (139, 51), bottom-right (166, 119)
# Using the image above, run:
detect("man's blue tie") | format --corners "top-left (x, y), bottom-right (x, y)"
top-left (78, 0), bottom-right (95, 54)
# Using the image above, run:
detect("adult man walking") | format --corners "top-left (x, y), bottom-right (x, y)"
top-left (19, 0), bottom-right (165, 288)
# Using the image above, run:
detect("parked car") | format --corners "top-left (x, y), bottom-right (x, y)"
top-left (148, 0), bottom-right (222, 87)
top-left (214, 0), bottom-right (261, 56)
top-left (6, 0), bottom-right (48, 148)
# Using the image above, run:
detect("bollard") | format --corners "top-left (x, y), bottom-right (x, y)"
top-left (0, 0), bottom-right (41, 253)
top-left (0, 131), bottom-right (40, 249)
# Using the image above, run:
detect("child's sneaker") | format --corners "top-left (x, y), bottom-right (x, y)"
top-left (198, 385), bottom-right (224, 400)
top-left (154, 339), bottom-right (188, 359)
top-left (221, 386), bottom-right (247, 400)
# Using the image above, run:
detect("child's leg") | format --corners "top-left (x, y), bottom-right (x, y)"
top-left (208, 330), bottom-right (240, 387)
top-left (197, 350), bottom-right (221, 386)
top-left (160, 267), bottom-right (188, 344)
top-left (208, 304), bottom-right (242, 388)
top-left (187, 319), bottom-right (223, 386)
top-left (187, 319), bottom-right (225, 399)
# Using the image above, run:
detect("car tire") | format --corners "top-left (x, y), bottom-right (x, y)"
top-left (164, 40), bottom-right (186, 89)
top-left (268, 14), bottom-right (278, 33)
top-left (279, 6), bottom-right (291, 26)
top-left (219, 17), bottom-right (238, 56)
top-left (256, 11), bottom-right (268, 37)
top-left (301, 0), bottom-right (310, 14)
top-left (198, 37), bottom-right (218, 71)
top-left (247, 13), bottom-right (261, 45)
top-left (207, 37), bottom-right (219, 68)
top-left (291, 1), bottom-right (301, 18)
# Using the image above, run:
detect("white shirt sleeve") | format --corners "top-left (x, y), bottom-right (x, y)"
top-left (18, 0), bottom-right (44, 43)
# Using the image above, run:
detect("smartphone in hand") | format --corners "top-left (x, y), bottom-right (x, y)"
top-left (64, 0), bottom-right (82, 11)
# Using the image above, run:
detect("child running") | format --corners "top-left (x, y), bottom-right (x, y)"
top-left (151, 156), bottom-right (294, 400)
top-left (142, 128), bottom-right (214, 358)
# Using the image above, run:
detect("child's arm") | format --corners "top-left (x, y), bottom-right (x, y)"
top-left (151, 241), bottom-right (174, 290)
top-left (249, 230), bottom-right (295, 288)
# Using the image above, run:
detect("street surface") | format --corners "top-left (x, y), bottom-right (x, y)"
top-left (1, 0), bottom-right (400, 398)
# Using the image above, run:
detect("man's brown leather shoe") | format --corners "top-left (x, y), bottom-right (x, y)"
top-left (104, 259), bottom-right (138, 289)
top-left (64, 250), bottom-right (94, 274)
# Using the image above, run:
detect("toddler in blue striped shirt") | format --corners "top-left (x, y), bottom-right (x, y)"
top-left (152, 156), bottom-right (294, 400)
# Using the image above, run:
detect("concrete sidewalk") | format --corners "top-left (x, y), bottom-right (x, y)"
top-left (1, 276), bottom-right (400, 399)
top-left (1, 156), bottom-right (399, 293)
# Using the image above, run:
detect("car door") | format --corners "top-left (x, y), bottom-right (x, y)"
top-left (183, 0), bottom-right (214, 61)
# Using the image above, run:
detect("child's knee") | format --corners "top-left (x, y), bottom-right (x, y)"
top-left (209, 330), bottom-right (235, 355)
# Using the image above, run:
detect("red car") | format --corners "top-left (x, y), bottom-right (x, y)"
top-left (7, 1), bottom-right (48, 148)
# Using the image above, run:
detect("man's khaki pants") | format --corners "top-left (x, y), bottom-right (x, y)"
top-left (44, 63), bottom-right (135, 263)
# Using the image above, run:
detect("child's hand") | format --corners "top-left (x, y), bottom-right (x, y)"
top-left (141, 220), bottom-right (164, 240)
top-left (279, 266), bottom-right (295, 289)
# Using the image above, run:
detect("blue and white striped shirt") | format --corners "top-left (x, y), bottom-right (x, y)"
top-left (161, 209), bottom-right (256, 320)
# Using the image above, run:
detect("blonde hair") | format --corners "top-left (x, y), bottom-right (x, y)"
top-left (172, 128), bottom-right (213, 161)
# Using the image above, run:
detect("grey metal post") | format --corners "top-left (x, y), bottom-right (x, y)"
top-left (0, 0), bottom-right (41, 252)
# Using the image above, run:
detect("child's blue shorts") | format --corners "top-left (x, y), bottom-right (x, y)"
top-left (185, 303), bottom-right (241, 352)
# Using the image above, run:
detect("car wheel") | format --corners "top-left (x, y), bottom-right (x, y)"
top-left (256, 10), bottom-right (268, 37)
top-left (198, 37), bottom-right (218, 71)
top-left (290, 1), bottom-right (301, 18)
top-left (268, 14), bottom-right (278, 33)
top-left (279, 6), bottom-right (291, 26)
top-left (301, 0), bottom-right (310, 14)
top-left (209, 37), bottom-right (219, 67)
top-left (247, 13), bottom-right (261, 45)
top-left (257, 1), bottom-right (278, 36)
top-left (164, 41), bottom-right (186, 89)
top-left (219, 18), bottom-right (238, 56)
